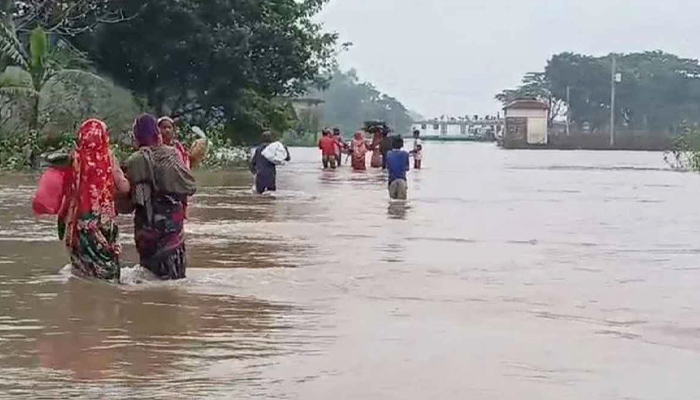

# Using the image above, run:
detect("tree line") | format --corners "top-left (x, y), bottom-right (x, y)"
top-left (497, 51), bottom-right (700, 135)
top-left (318, 68), bottom-right (413, 135)
top-left (0, 0), bottom-right (414, 151)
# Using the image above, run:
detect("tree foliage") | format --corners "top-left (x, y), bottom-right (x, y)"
top-left (6, 0), bottom-right (130, 36)
top-left (0, 23), bottom-right (105, 133)
top-left (74, 0), bottom-right (338, 140)
top-left (496, 72), bottom-right (564, 127)
top-left (499, 51), bottom-right (700, 134)
top-left (319, 68), bottom-right (412, 135)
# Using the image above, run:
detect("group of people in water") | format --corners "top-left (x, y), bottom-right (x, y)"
top-left (318, 126), bottom-right (424, 199)
top-left (319, 126), bottom-right (423, 171)
top-left (37, 114), bottom-right (202, 284)
top-left (35, 118), bottom-right (424, 285)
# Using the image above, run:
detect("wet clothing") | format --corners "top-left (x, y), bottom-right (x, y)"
top-left (386, 150), bottom-right (410, 184)
top-left (413, 138), bottom-right (423, 169)
top-left (370, 132), bottom-right (383, 168)
top-left (318, 136), bottom-right (336, 157)
top-left (127, 118), bottom-right (196, 280)
top-left (333, 135), bottom-right (345, 166)
top-left (380, 137), bottom-right (393, 169)
top-left (59, 119), bottom-right (121, 282)
top-left (351, 136), bottom-right (369, 171)
top-left (389, 179), bottom-right (408, 200)
top-left (171, 140), bottom-right (191, 169)
top-left (251, 142), bottom-right (289, 193)
top-left (322, 155), bottom-right (337, 170)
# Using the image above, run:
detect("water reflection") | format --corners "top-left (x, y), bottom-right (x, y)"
top-left (0, 276), bottom-right (310, 397)
top-left (387, 202), bottom-right (409, 220)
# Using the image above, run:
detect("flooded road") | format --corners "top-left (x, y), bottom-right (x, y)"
top-left (1, 142), bottom-right (700, 399)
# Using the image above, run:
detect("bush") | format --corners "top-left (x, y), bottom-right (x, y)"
top-left (665, 126), bottom-right (700, 171)
top-left (282, 130), bottom-right (318, 147)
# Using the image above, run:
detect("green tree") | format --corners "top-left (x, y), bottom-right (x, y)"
top-left (74, 0), bottom-right (338, 142)
top-left (495, 72), bottom-right (564, 127)
top-left (500, 51), bottom-right (700, 134)
top-left (545, 51), bottom-right (700, 133)
top-left (319, 68), bottom-right (413, 135)
top-left (0, 21), bottom-right (103, 133)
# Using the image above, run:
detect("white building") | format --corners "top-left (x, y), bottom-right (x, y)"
top-left (410, 117), bottom-right (502, 141)
top-left (503, 100), bottom-right (549, 146)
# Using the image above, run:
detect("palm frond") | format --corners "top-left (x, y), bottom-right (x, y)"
top-left (0, 66), bottom-right (33, 88)
top-left (0, 21), bottom-right (28, 69)
top-left (50, 69), bottom-right (107, 86)
top-left (0, 86), bottom-right (40, 98)
top-left (29, 27), bottom-right (48, 72)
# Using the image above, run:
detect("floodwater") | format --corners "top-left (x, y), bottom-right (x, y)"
top-left (1, 142), bottom-right (700, 399)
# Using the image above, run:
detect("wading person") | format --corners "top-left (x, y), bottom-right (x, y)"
top-left (158, 117), bottom-right (209, 169)
top-left (250, 131), bottom-right (290, 194)
top-left (58, 119), bottom-right (130, 282)
top-left (125, 114), bottom-right (197, 280)
top-left (380, 129), bottom-right (393, 170)
top-left (385, 136), bottom-right (410, 200)
top-left (318, 129), bottom-right (337, 169)
top-left (411, 129), bottom-right (423, 169)
top-left (370, 127), bottom-right (383, 168)
top-left (332, 127), bottom-right (346, 166)
top-left (351, 131), bottom-right (370, 171)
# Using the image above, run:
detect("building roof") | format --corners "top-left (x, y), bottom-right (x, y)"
top-left (504, 99), bottom-right (549, 110)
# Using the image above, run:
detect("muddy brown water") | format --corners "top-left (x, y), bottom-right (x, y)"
top-left (1, 143), bottom-right (700, 399)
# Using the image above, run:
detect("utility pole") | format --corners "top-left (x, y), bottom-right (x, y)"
top-left (610, 54), bottom-right (617, 147)
top-left (566, 85), bottom-right (571, 136)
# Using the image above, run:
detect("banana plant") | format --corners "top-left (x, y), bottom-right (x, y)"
top-left (0, 21), bottom-right (103, 133)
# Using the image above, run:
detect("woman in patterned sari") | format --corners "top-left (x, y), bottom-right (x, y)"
top-left (157, 116), bottom-right (190, 169)
top-left (125, 114), bottom-right (196, 280)
top-left (58, 119), bottom-right (130, 282)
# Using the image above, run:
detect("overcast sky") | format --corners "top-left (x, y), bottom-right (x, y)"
top-left (319, 0), bottom-right (699, 118)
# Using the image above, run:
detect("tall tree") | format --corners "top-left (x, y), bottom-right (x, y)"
top-left (499, 51), bottom-right (700, 134)
top-left (496, 72), bottom-right (564, 127)
top-left (9, 1), bottom-right (130, 36)
top-left (319, 68), bottom-right (413, 135)
top-left (0, 22), bottom-right (103, 133)
top-left (74, 0), bottom-right (338, 141)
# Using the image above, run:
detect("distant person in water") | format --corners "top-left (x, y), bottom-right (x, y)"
top-left (370, 127), bottom-right (383, 168)
top-left (332, 127), bottom-right (347, 166)
top-left (318, 129), bottom-right (337, 169)
top-left (351, 131), bottom-right (370, 171)
top-left (410, 129), bottom-right (423, 169)
top-left (385, 136), bottom-right (410, 200)
top-left (58, 119), bottom-right (130, 282)
top-left (250, 131), bottom-right (290, 194)
top-left (380, 130), bottom-right (393, 170)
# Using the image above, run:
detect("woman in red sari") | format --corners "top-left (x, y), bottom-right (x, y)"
top-left (58, 119), bottom-right (130, 282)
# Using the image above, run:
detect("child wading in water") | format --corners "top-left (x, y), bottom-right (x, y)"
top-left (411, 129), bottom-right (423, 169)
top-left (318, 129), bottom-right (337, 169)
top-left (385, 137), bottom-right (410, 200)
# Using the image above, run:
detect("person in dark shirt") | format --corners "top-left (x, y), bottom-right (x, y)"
top-left (385, 136), bottom-right (410, 200)
top-left (250, 131), bottom-right (290, 194)
top-left (379, 130), bottom-right (393, 170)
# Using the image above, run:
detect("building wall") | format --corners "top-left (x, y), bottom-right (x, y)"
top-left (527, 117), bottom-right (547, 144)
top-left (411, 122), bottom-right (442, 137)
top-left (503, 108), bottom-right (549, 145)
top-left (505, 109), bottom-right (547, 119)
